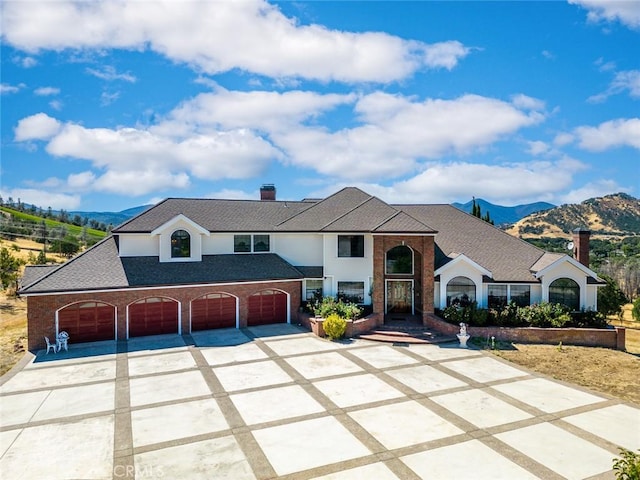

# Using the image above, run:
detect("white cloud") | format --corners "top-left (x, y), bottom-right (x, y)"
top-left (152, 89), bottom-right (356, 136)
top-left (553, 132), bottom-right (575, 146)
top-left (204, 189), bottom-right (256, 200)
top-left (573, 118), bottom-right (640, 151)
top-left (12, 55), bottom-right (37, 68)
top-left (570, 0), bottom-right (640, 29)
top-left (542, 50), bottom-right (556, 60)
top-left (86, 66), bottom-right (137, 83)
top-left (510, 94), bottom-right (546, 111)
top-left (307, 158), bottom-right (589, 205)
top-left (67, 171), bottom-right (96, 190)
top-left (560, 179), bottom-right (631, 204)
top-left (34, 86), bottom-right (60, 96)
top-left (49, 99), bottom-right (64, 111)
top-left (1, 0), bottom-right (471, 83)
top-left (527, 140), bottom-right (550, 156)
top-left (273, 92), bottom-right (546, 180)
top-left (93, 170), bottom-right (190, 196)
top-left (14, 113), bottom-right (62, 141)
top-left (1, 83), bottom-right (24, 94)
top-left (588, 70), bottom-right (640, 102)
top-left (100, 91), bottom-right (120, 106)
top-left (0, 187), bottom-right (81, 210)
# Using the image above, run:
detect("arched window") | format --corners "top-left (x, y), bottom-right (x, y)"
top-left (446, 276), bottom-right (476, 307)
top-left (171, 230), bottom-right (190, 258)
top-left (386, 245), bottom-right (413, 274)
top-left (549, 278), bottom-right (580, 311)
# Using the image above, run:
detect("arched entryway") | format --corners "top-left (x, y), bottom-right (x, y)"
top-left (247, 289), bottom-right (287, 326)
top-left (191, 293), bottom-right (237, 331)
top-left (128, 297), bottom-right (179, 337)
top-left (58, 301), bottom-right (116, 343)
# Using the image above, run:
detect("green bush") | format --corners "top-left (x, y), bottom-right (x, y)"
top-left (633, 297), bottom-right (640, 323)
top-left (516, 302), bottom-right (571, 328)
top-left (313, 296), bottom-right (362, 320)
top-left (613, 448), bottom-right (640, 480)
top-left (323, 314), bottom-right (347, 340)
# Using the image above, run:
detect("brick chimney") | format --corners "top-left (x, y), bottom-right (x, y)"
top-left (572, 229), bottom-right (590, 268)
top-left (260, 184), bottom-right (276, 201)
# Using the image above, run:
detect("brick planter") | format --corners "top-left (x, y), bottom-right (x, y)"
top-left (300, 313), bottom-right (381, 339)
top-left (424, 314), bottom-right (626, 350)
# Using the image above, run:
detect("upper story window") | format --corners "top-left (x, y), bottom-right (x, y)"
top-left (338, 235), bottom-right (364, 258)
top-left (171, 230), bottom-right (190, 258)
top-left (386, 245), bottom-right (413, 274)
top-left (234, 234), bottom-right (270, 253)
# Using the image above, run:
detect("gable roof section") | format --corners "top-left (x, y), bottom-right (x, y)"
top-left (20, 264), bottom-right (60, 289)
top-left (150, 213), bottom-right (210, 236)
top-left (19, 236), bottom-right (307, 294)
top-left (533, 254), bottom-right (602, 280)
top-left (398, 204), bottom-right (546, 282)
top-left (277, 187), bottom-right (437, 233)
top-left (113, 198), bottom-right (313, 233)
top-left (434, 253), bottom-right (492, 278)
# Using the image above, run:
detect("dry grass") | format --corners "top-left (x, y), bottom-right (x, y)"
top-left (0, 237), bottom-right (67, 264)
top-left (0, 292), bottom-right (27, 376)
top-left (491, 343), bottom-right (639, 405)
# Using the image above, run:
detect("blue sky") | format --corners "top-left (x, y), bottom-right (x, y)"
top-left (1, 0), bottom-right (639, 212)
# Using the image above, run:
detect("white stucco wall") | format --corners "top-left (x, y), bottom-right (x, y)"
top-left (322, 234), bottom-right (374, 303)
top-left (437, 260), bottom-right (486, 308)
top-left (155, 219), bottom-right (204, 262)
top-left (273, 234), bottom-right (323, 265)
top-left (538, 260), bottom-right (596, 310)
top-left (118, 234), bottom-right (158, 257)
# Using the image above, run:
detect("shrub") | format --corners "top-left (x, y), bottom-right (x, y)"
top-left (570, 309), bottom-right (608, 328)
top-left (613, 448), bottom-right (640, 480)
top-left (633, 297), bottom-right (640, 323)
top-left (323, 314), bottom-right (347, 340)
top-left (313, 296), bottom-right (362, 320)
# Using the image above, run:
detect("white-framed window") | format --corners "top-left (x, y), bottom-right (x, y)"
top-left (510, 285), bottom-right (531, 307)
top-left (234, 234), bottom-right (270, 253)
top-left (337, 281), bottom-right (365, 303)
top-left (171, 229), bottom-right (190, 258)
top-left (446, 276), bottom-right (475, 307)
top-left (549, 278), bottom-right (580, 310)
top-left (305, 279), bottom-right (323, 301)
top-left (338, 235), bottom-right (364, 257)
top-left (386, 245), bottom-right (413, 274)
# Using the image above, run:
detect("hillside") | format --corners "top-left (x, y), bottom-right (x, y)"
top-left (452, 199), bottom-right (554, 225)
top-left (505, 193), bottom-right (640, 239)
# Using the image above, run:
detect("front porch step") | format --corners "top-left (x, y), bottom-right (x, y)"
top-left (357, 328), bottom-right (457, 345)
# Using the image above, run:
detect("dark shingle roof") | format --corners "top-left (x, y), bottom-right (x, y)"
top-left (19, 236), bottom-right (307, 294)
top-left (113, 198), bottom-right (313, 233)
top-left (397, 204), bottom-right (546, 282)
top-left (20, 265), bottom-right (60, 289)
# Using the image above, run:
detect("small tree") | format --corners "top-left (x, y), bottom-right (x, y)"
top-left (632, 297), bottom-right (640, 323)
top-left (598, 274), bottom-right (629, 317)
top-left (0, 247), bottom-right (23, 290)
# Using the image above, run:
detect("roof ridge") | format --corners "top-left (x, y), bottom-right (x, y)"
top-left (378, 208), bottom-right (437, 232)
top-left (319, 194), bottom-right (377, 230)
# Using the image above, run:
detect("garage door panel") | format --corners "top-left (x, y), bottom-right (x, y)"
top-left (191, 295), bottom-right (236, 331)
top-left (129, 298), bottom-right (179, 337)
top-left (247, 290), bottom-right (287, 326)
top-left (58, 302), bottom-right (115, 343)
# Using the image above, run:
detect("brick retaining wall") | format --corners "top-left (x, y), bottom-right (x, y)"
top-left (423, 314), bottom-right (626, 350)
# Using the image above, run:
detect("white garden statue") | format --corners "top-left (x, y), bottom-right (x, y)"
top-left (457, 322), bottom-right (470, 348)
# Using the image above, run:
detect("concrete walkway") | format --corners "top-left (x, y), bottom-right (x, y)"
top-left (1, 324), bottom-right (638, 479)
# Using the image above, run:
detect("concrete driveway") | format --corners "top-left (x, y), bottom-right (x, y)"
top-left (1, 324), bottom-right (639, 479)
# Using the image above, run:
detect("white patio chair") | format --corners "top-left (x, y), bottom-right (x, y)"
top-left (57, 331), bottom-right (69, 352)
top-left (44, 336), bottom-right (57, 354)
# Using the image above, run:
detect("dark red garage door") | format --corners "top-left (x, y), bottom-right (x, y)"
top-left (58, 302), bottom-right (115, 343)
top-left (191, 293), bottom-right (236, 331)
top-left (247, 289), bottom-right (287, 326)
top-left (129, 297), bottom-right (179, 337)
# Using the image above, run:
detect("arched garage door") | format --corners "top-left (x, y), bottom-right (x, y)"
top-left (129, 297), bottom-right (179, 337)
top-left (247, 289), bottom-right (287, 326)
top-left (191, 293), bottom-right (236, 331)
top-left (58, 302), bottom-right (115, 343)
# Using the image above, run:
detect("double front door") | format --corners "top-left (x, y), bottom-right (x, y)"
top-left (386, 280), bottom-right (413, 314)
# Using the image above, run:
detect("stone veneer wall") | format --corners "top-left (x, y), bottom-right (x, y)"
top-left (27, 280), bottom-right (302, 351)
top-left (424, 313), bottom-right (626, 350)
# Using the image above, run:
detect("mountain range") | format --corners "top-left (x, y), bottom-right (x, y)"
top-left (451, 199), bottom-right (555, 225)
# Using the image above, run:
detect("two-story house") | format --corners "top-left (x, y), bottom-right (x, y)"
top-left (19, 186), bottom-right (602, 351)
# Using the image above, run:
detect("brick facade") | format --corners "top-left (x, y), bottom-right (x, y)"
top-left (27, 280), bottom-right (302, 351)
top-left (373, 235), bottom-right (435, 325)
